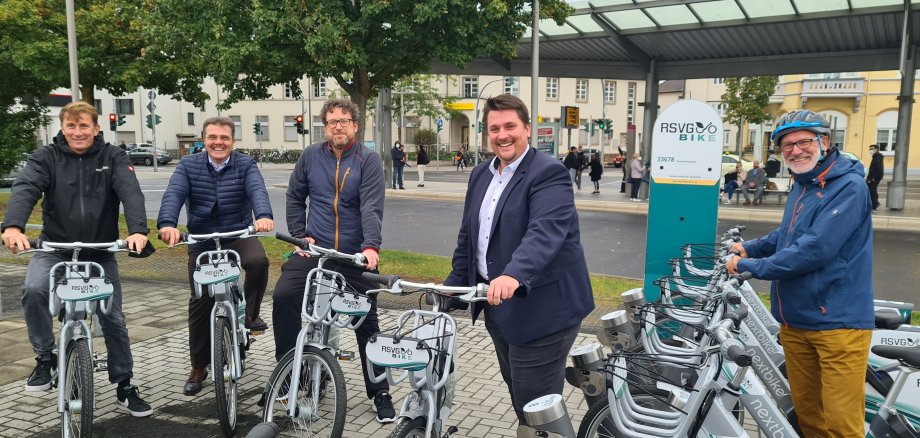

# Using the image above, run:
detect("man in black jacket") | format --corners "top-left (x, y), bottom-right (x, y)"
top-left (416, 145), bottom-right (430, 187)
top-left (866, 144), bottom-right (884, 211)
top-left (1, 101), bottom-right (153, 416)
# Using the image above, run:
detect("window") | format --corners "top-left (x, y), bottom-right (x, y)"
top-left (229, 116), bottom-right (242, 140)
top-left (115, 98), bottom-right (134, 115)
top-left (504, 77), bottom-right (519, 96)
top-left (462, 77), bottom-right (478, 98)
top-left (709, 102), bottom-right (725, 117)
top-left (93, 99), bottom-right (103, 114)
top-left (284, 83), bottom-right (294, 99)
top-left (578, 118), bottom-right (590, 145)
top-left (283, 116), bottom-right (298, 141)
top-left (187, 112), bottom-right (195, 126)
top-left (312, 115), bottom-right (325, 142)
top-left (314, 78), bottom-right (326, 98)
top-left (713, 78), bottom-right (725, 84)
top-left (575, 79), bottom-right (588, 102)
top-left (546, 77), bottom-right (559, 100)
top-left (255, 115), bottom-right (269, 142)
top-left (724, 131), bottom-right (731, 145)
top-left (603, 81), bottom-right (616, 103)
top-left (876, 110), bottom-right (898, 154)
top-left (627, 82), bottom-right (637, 126)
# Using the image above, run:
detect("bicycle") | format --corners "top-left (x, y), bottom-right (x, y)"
top-left (16, 240), bottom-right (132, 438)
top-left (259, 233), bottom-right (373, 437)
top-left (361, 272), bottom-right (488, 438)
top-left (868, 344), bottom-right (920, 438)
top-left (173, 226), bottom-right (267, 437)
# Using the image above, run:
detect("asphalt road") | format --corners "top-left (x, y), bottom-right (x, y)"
top-left (136, 166), bottom-right (920, 304)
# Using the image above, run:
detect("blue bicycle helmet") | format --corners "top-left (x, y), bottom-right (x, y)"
top-left (770, 110), bottom-right (830, 146)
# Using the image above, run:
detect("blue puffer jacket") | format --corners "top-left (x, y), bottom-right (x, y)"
top-left (157, 151), bottom-right (273, 245)
top-left (286, 141), bottom-right (384, 254)
top-left (737, 149), bottom-right (874, 331)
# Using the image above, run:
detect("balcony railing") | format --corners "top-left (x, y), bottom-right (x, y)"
top-left (801, 78), bottom-right (864, 97)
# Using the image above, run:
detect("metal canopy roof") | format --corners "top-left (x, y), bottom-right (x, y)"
top-left (431, 0), bottom-right (920, 80)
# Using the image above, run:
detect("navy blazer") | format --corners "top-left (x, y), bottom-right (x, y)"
top-left (444, 148), bottom-right (594, 345)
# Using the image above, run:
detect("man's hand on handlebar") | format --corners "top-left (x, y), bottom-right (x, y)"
top-left (158, 226), bottom-right (181, 247)
top-left (1, 227), bottom-right (30, 254)
top-left (362, 249), bottom-right (379, 270)
top-left (295, 236), bottom-right (316, 257)
top-left (488, 275), bottom-right (519, 306)
top-left (725, 255), bottom-right (741, 275)
top-left (729, 242), bottom-right (747, 258)
top-left (254, 218), bottom-right (274, 233)
top-left (125, 233), bottom-right (149, 253)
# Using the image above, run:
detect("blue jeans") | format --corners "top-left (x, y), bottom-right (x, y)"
top-left (724, 180), bottom-right (739, 199)
top-left (392, 165), bottom-right (404, 188)
top-left (22, 251), bottom-right (135, 384)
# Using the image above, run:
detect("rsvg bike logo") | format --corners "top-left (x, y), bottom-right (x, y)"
top-left (382, 345), bottom-right (413, 360)
top-left (659, 121), bottom-right (718, 142)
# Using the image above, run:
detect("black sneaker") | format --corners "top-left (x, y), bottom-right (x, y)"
top-left (373, 391), bottom-right (396, 423)
top-left (116, 385), bottom-right (153, 417)
top-left (25, 354), bottom-right (57, 391)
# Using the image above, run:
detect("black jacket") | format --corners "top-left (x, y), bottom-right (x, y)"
top-left (868, 151), bottom-right (884, 182)
top-left (416, 148), bottom-right (430, 165)
top-left (2, 132), bottom-right (149, 244)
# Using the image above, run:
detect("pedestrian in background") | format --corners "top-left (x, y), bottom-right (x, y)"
top-left (589, 152), bottom-right (603, 194)
top-left (443, 94), bottom-right (593, 432)
top-left (416, 145), bottom-right (429, 187)
top-left (722, 163), bottom-right (741, 205)
top-left (563, 146), bottom-right (579, 187)
top-left (629, 152), bottom-right (645, 201)
top-left (575, 145), bottom-right (587, 190)
top-left (867, 143), bottom-right (884, 211)
top-left (455, 146), bottom-right (466, 171)
top-left (391, 141), bottom-right (406, 189)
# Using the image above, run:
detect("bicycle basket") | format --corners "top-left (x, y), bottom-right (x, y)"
top-left (365, 334), bottom-right (432, 372)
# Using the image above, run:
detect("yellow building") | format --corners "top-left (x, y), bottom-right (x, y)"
top-left (751, 71), bottom-right (918, 173)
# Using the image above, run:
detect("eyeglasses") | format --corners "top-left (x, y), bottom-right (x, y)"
top-left (205, 135), bottom-right (232, 142)
top-left (324, 118), bottom-right (354, 127)
top-left (779, 137), bottom-right (819, 152)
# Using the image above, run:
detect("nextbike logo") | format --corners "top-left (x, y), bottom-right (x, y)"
top-left (659, 121), bottom-right (718, 142)
top-left (203, 268), bottom-right (229, 276)
top-left (382, 345), bottom-right (413, 360)
top-left (879, 337), bottom-right (919, 347)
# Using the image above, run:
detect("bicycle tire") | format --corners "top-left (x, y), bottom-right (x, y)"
top-left (214, 316), bottom-right (238, 437)
top-left (261, 345), bottom-right (346, 437)
top-left (388, 417), bottom-right (428, 438)
top-left (62, 338), bottom-right (93, 438)
top-left (576, 394), bottom-right (666, 438)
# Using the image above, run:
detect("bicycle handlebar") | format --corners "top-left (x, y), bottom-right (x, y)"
top-left (362, 272), bottom-right (488, 301)
top-left (275, 233), bottom-right (367, 266)
top-left (174, 226), bottom-right (258, 245)
top-left (19, 239), bottom-right (129, 254)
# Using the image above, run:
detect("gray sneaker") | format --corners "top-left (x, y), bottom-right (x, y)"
top-left (24, 354), bottom-right (56, 392)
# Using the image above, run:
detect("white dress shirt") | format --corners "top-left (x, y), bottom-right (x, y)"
top-left (477, 146), bottom-right (530, 280)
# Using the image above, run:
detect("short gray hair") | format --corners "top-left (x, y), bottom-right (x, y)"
top-left (202, 116), bottom-right (235, 137)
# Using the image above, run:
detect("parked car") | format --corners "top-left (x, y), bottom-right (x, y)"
top-left (1, 159), bottom-right (26, 186)
top-left (128, 146), bottom-right (172, 166)
top-left (721, 153), bottom-right (755, 176)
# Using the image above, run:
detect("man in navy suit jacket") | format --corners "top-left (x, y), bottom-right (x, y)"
top-left (444, 94), bottom-right (594, 427)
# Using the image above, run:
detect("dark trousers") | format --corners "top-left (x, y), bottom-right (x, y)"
top-left (483, 307), bottom-right (581, 424)
top-left (272, 255), bottom-right (389, 399)
top-left (630, 179), bottom-right (642, 199)
top-left (186, 237), bottom-right (269, 369)
top-left (868, 179), bottom-right (881, 209)
top-left (392, 166), bottom-right (405, 189)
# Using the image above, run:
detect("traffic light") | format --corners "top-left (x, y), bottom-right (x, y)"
top-left (109, 113), bottom-right (117, 131)
top-left (477, 121), bottom-right (482, 133)
top-left (253, 123), bottom-right (261, 135)
top-left (596, 119), bottom-right (605, 131)
top-left (145, 114), bottom-right (162, 129)
top-left (604, 119), bottom-right (613, 135)
top-left (117, 114), bottom-right (126, 127)
top-left (295, 115), bottom-right (304, 134)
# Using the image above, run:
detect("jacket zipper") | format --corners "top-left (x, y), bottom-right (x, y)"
top-left (333, 159), bottom-right (341, 250)
top-left (79, 157), bottom-right (86, 231)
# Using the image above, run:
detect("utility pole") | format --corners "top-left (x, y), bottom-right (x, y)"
top-left (149, 90), bottom-right (159, 173)
top-left (65, 0), bottom-right (80, 101)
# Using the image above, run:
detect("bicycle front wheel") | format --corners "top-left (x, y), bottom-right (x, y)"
top-left (62, 338), bottom-right (94, 438)
top-left (389, 417), bottom-right (429, 438)
top-left (577, 394), bottom-right (669, 438)
top-left (214, 316), bottom-right (238, 437)
top-left (261, 345), bottom-right (346, 437)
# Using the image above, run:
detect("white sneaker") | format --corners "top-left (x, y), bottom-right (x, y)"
top-left (723, 199), bottom-right (731, 205)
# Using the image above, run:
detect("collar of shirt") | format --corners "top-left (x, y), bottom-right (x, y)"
top-left (208, 154), bottom-right (231, 172)
top-left (487, 145), bottom-right (530, 176)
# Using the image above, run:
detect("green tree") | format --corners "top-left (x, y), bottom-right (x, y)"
top-left (721, 76), bottom-right (780, 153)
top-left (145, 0), bottom-right (572, 140)
top-left (414, 128), bottom-right (437, 147)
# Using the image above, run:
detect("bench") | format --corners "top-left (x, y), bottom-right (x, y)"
top-left (722, 177), bottom-right (791, 205)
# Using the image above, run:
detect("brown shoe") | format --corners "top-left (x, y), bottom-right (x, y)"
top-left (183, 368), bottom-right (207, 396)
top-left (753, 199), bottom-right (760, 206)
top-left (742, 200), bottom-right (751, 205)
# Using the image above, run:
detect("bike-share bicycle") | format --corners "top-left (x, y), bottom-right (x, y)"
top-left (17, 240), bottom-right (132, 438)
top-left (174, 226), bottom-right (267, 437)
top-left (259, 233), bottom-right (372, 437)
top-left (361, 272), bottom-right (488, 438)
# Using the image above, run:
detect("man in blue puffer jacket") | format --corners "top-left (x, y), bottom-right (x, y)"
top-left (726, 110), bottom-right (873, 438)
top-left (157, 116), bottom-right (274, 396)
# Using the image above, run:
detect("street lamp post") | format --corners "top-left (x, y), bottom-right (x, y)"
top-left (473, 77), bottom-right (506, 166)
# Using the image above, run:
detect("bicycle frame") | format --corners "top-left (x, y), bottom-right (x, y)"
top-left (192, 248), bottom-right (247, 382)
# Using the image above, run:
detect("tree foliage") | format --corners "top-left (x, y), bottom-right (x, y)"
top-left (721, 76), bottom-right (780, 127)
top-left (414, 129), bottom-right (437, 147)
top-left (145, 0), bottom-right (572, 140)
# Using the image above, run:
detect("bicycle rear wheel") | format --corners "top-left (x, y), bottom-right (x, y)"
top-left (62, 338), bottom-right (93, 438)
top-left (577, 394), bottom-right (668, 438)
top-left (389, 417), bottom-right (429, 438)
top-left (214, 316), bottom-right (238, 437)
top-left (261, 345), bottom-right (346, 437)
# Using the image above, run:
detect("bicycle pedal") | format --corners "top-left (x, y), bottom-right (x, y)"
top-left (443, 426), bottom-right (458, 437)
top-left (94, 360), bottom-right (108, 372)
top-left (249, 330), bottom-right (264, 336)
top-left (337, 351), bottom-right (355, 361)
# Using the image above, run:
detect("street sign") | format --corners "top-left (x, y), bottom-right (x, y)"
top-left (148, 90), bottom-right (157, 100)
top-left (563, 106), bottom-right (580, 129)
top-left (436, 118), bottom-right (443, 128)
top-left (147, 101), bottom-right (156, 112)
